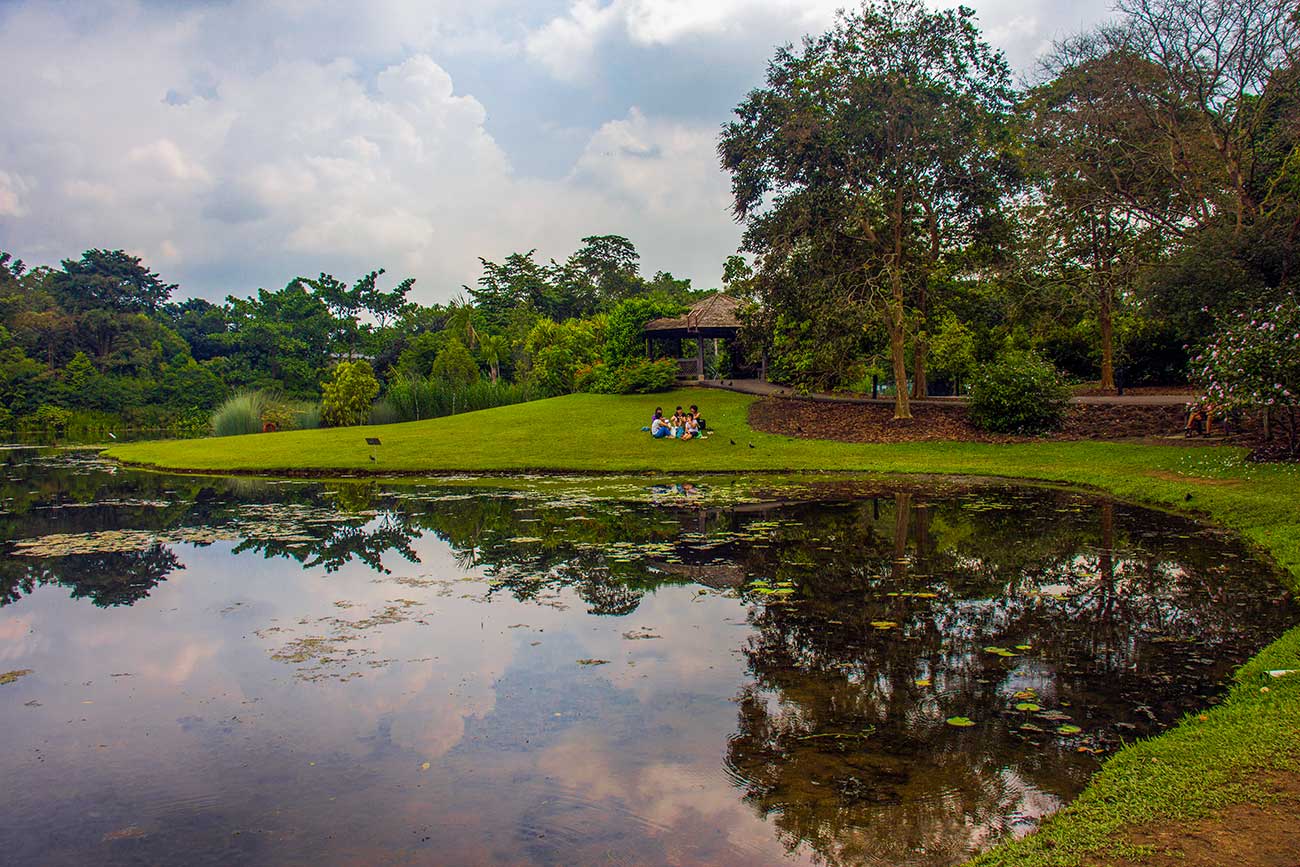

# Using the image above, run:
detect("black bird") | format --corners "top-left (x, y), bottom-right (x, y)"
top-left (369, 455), bottom-right (376, 462)
top-left (730, 438), bottom-right (736, 445)
top-left (1184, 492), bottom-right (1193, 501)
top-left (748, 442), bottom-right (755, 449)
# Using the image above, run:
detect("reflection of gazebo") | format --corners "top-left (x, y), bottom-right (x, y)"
top-left (643, 292), bottom-right (747, 380)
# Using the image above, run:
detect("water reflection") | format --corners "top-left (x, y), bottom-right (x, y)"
top-left (0, 450), bottom-right (1293, 866)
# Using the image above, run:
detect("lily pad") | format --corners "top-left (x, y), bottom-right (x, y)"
top-left (870, 621), bottom-right (898, 629)
top-left (1057, 724), bottom-right (1083, 735)
top-left (946, 716), bottom-right (976, 727)
top-left (914, 678), bottom-right (932, 687)
top-left (576, 658), bottom-right (610, 666)
top-left (0, 669), bottom-right (33, 686)
top-left (1014, 702), bottom-right (1041, 712)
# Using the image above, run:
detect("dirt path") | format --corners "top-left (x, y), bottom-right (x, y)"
top-left (1086, 774), bottom-right (1300, 867)
top-left (703, 378), bottom-right (1197, 406)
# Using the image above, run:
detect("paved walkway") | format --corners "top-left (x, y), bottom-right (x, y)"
top-left (698, 379), bottom-right (1194, 407)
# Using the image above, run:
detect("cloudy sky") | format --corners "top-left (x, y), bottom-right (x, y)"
top-left (0, 0), bottom-right (1111, 304)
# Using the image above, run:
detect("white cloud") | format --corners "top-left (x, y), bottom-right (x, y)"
top-left (0, 171), bottom-right (31, 218)
top-left (0, 0), bottom-right (1111, 301)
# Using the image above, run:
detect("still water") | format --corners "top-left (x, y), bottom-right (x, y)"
top-left (0, 450), bottom-right (1294, 866)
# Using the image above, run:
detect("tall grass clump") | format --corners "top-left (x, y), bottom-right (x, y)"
top-left (290, 401), bottom-right (321, 430)
top-left (212, 390), bottom-right (268, 437)
top-left (383, 375), bottom-right (538, 422)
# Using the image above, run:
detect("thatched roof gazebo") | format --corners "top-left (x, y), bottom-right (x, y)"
top-left (643, 293), bottom-right (749, 380)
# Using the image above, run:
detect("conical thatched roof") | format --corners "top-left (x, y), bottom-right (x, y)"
top-left (643, 292), bottom-right (742, 334)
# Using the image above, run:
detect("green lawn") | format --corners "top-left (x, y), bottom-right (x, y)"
top-left (105, 388), bottom-right (1300, 866)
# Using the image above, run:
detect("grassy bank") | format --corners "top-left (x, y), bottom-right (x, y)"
top-left (105, 388), bottom-right (1300, 865)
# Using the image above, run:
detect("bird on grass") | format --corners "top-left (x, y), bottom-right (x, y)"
top-left (729, 438), bottom-right (736, 445)
top-left (748, 442), bottom-right (756, 449)
top-left (369, 455), bottom-right (376, 462)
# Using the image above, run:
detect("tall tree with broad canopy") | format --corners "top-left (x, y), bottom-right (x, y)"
top-left (50, 249), bottom-right (176, 314)
top-left (1020, 44), bottom-right (1180, 392)
top-left (719, 0), bottom-right (1017, 417)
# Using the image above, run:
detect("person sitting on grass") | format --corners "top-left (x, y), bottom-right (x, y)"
top-left (683, 414), bottom-right (700, 440)
top-left (670, 410), bottom-right (686, 439)
top-left (651, 408), bottom-right (671, 438)
top-left (689, 404), bottom-right (706, 433)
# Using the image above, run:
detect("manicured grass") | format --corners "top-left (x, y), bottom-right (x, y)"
top-left (105, 388), bottom-right (1300, 866)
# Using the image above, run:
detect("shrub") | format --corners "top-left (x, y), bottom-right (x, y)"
top-left (430, 338), bottom-right (480, 388)
top-left (322, 360), bottom-right (381, 427)
top-left (21, 404), bottom-right (75, 434)
top-left (969, 351), bottom-right (1071, 434)
top-left (575, 358), bottom-right (678, 394)
top-left (1194, 297), bottom-right (1300, 453)
top-left (212, 390), bottom-right (268, 437)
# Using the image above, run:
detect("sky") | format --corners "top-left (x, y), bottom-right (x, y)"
top-left (0, 0), bottom-right (1113, 305)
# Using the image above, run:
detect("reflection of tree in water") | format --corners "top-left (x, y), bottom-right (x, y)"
top-left (723, 493), bottom-right (1294, 867)
top-left (1, 545), bottom-right (182, 607)
top-left (233, 511), bottom-right (421, 574)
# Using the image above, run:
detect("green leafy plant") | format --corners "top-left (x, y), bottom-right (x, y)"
top-left (430, 337), bottom-right (480, 388)
top-left (968, 351), bottom-right (1071, 434)
top-left (321, 360), bottom-right (380, 428)
top-left (574, 358), bottom-right (678, 394)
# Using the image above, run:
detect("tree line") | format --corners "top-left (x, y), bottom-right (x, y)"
top-left (0, 236), bottom-right (705, 434)
top-left (720, 0), bottom-right (1299, 419)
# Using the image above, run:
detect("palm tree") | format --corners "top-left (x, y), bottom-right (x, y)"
top-left (446, 294), bottom-right (479, 350)
top-left (480, 333), bottom-right (509, 383)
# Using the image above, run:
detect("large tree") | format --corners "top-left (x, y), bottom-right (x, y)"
top-left (50, 249), bottom-right (175, 314)
top-left (1020, 45), bottom-right (1179, 390)
top-left (719, 0), bottom-right (1016, 417)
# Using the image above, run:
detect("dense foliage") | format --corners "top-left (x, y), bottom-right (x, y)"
top-left (718, 0), bottom-right (1298, 420)
top-left (321, 360), bottom-right (381, 428)
top-left (1195, 297), bottom-right (1300, 452)
top-left (968, 352), bottom-right (1072, 434)
top-left (0, 234), bottom-right (702, 435)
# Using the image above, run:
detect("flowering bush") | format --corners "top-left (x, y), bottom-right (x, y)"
top-left (1193, 297), bottom-right (1300, 453)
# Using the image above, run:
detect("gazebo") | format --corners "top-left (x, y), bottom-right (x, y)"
top-left (642, 293), bottom-right (749, 380)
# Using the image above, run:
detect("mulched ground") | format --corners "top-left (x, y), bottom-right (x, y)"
top-left (748, 396), bottom-right (1270, 447)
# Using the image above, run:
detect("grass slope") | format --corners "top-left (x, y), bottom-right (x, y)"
top-left (106, 388), bottom-right (1300, 866)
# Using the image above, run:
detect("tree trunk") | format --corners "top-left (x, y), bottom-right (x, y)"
top-left (911, 333), bottom-right (928, 400)
top-left (891, 492), bottom-right (912, 582)
top-left (910, 256), bottom-right (929, 400)
top-left (887, 190), bottom-right (911, 420)
top-left (888, 299), bottom-right (911, 419)
top-left (1099, 281), bottom-right (1115, 393)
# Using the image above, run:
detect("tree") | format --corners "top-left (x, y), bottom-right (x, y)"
top-left (430, 337), bottom-right (480, 388)
top-left (1116, 0), bottom-right (1300, 236)
top-left (719, 0), bottom-right (1016, 417)
top-left (1021, 46), bottom-right (1175, 390)
top-left (478, 333), bottom-right (509, 383)
top-left (50, 249), bottom-right (175, 313)
top-left (445, 295), bottom-right (481, 350)
top-left (568, 235), bottom-right (641, 305)
top-left (321, 359), bottom-right (380, 427)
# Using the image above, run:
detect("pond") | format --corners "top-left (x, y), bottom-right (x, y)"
top-left (0, 449), bottom-right (1294, 866)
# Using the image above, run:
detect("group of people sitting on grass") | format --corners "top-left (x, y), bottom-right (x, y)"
top-left (649, 404), bottom-right (707, 440)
